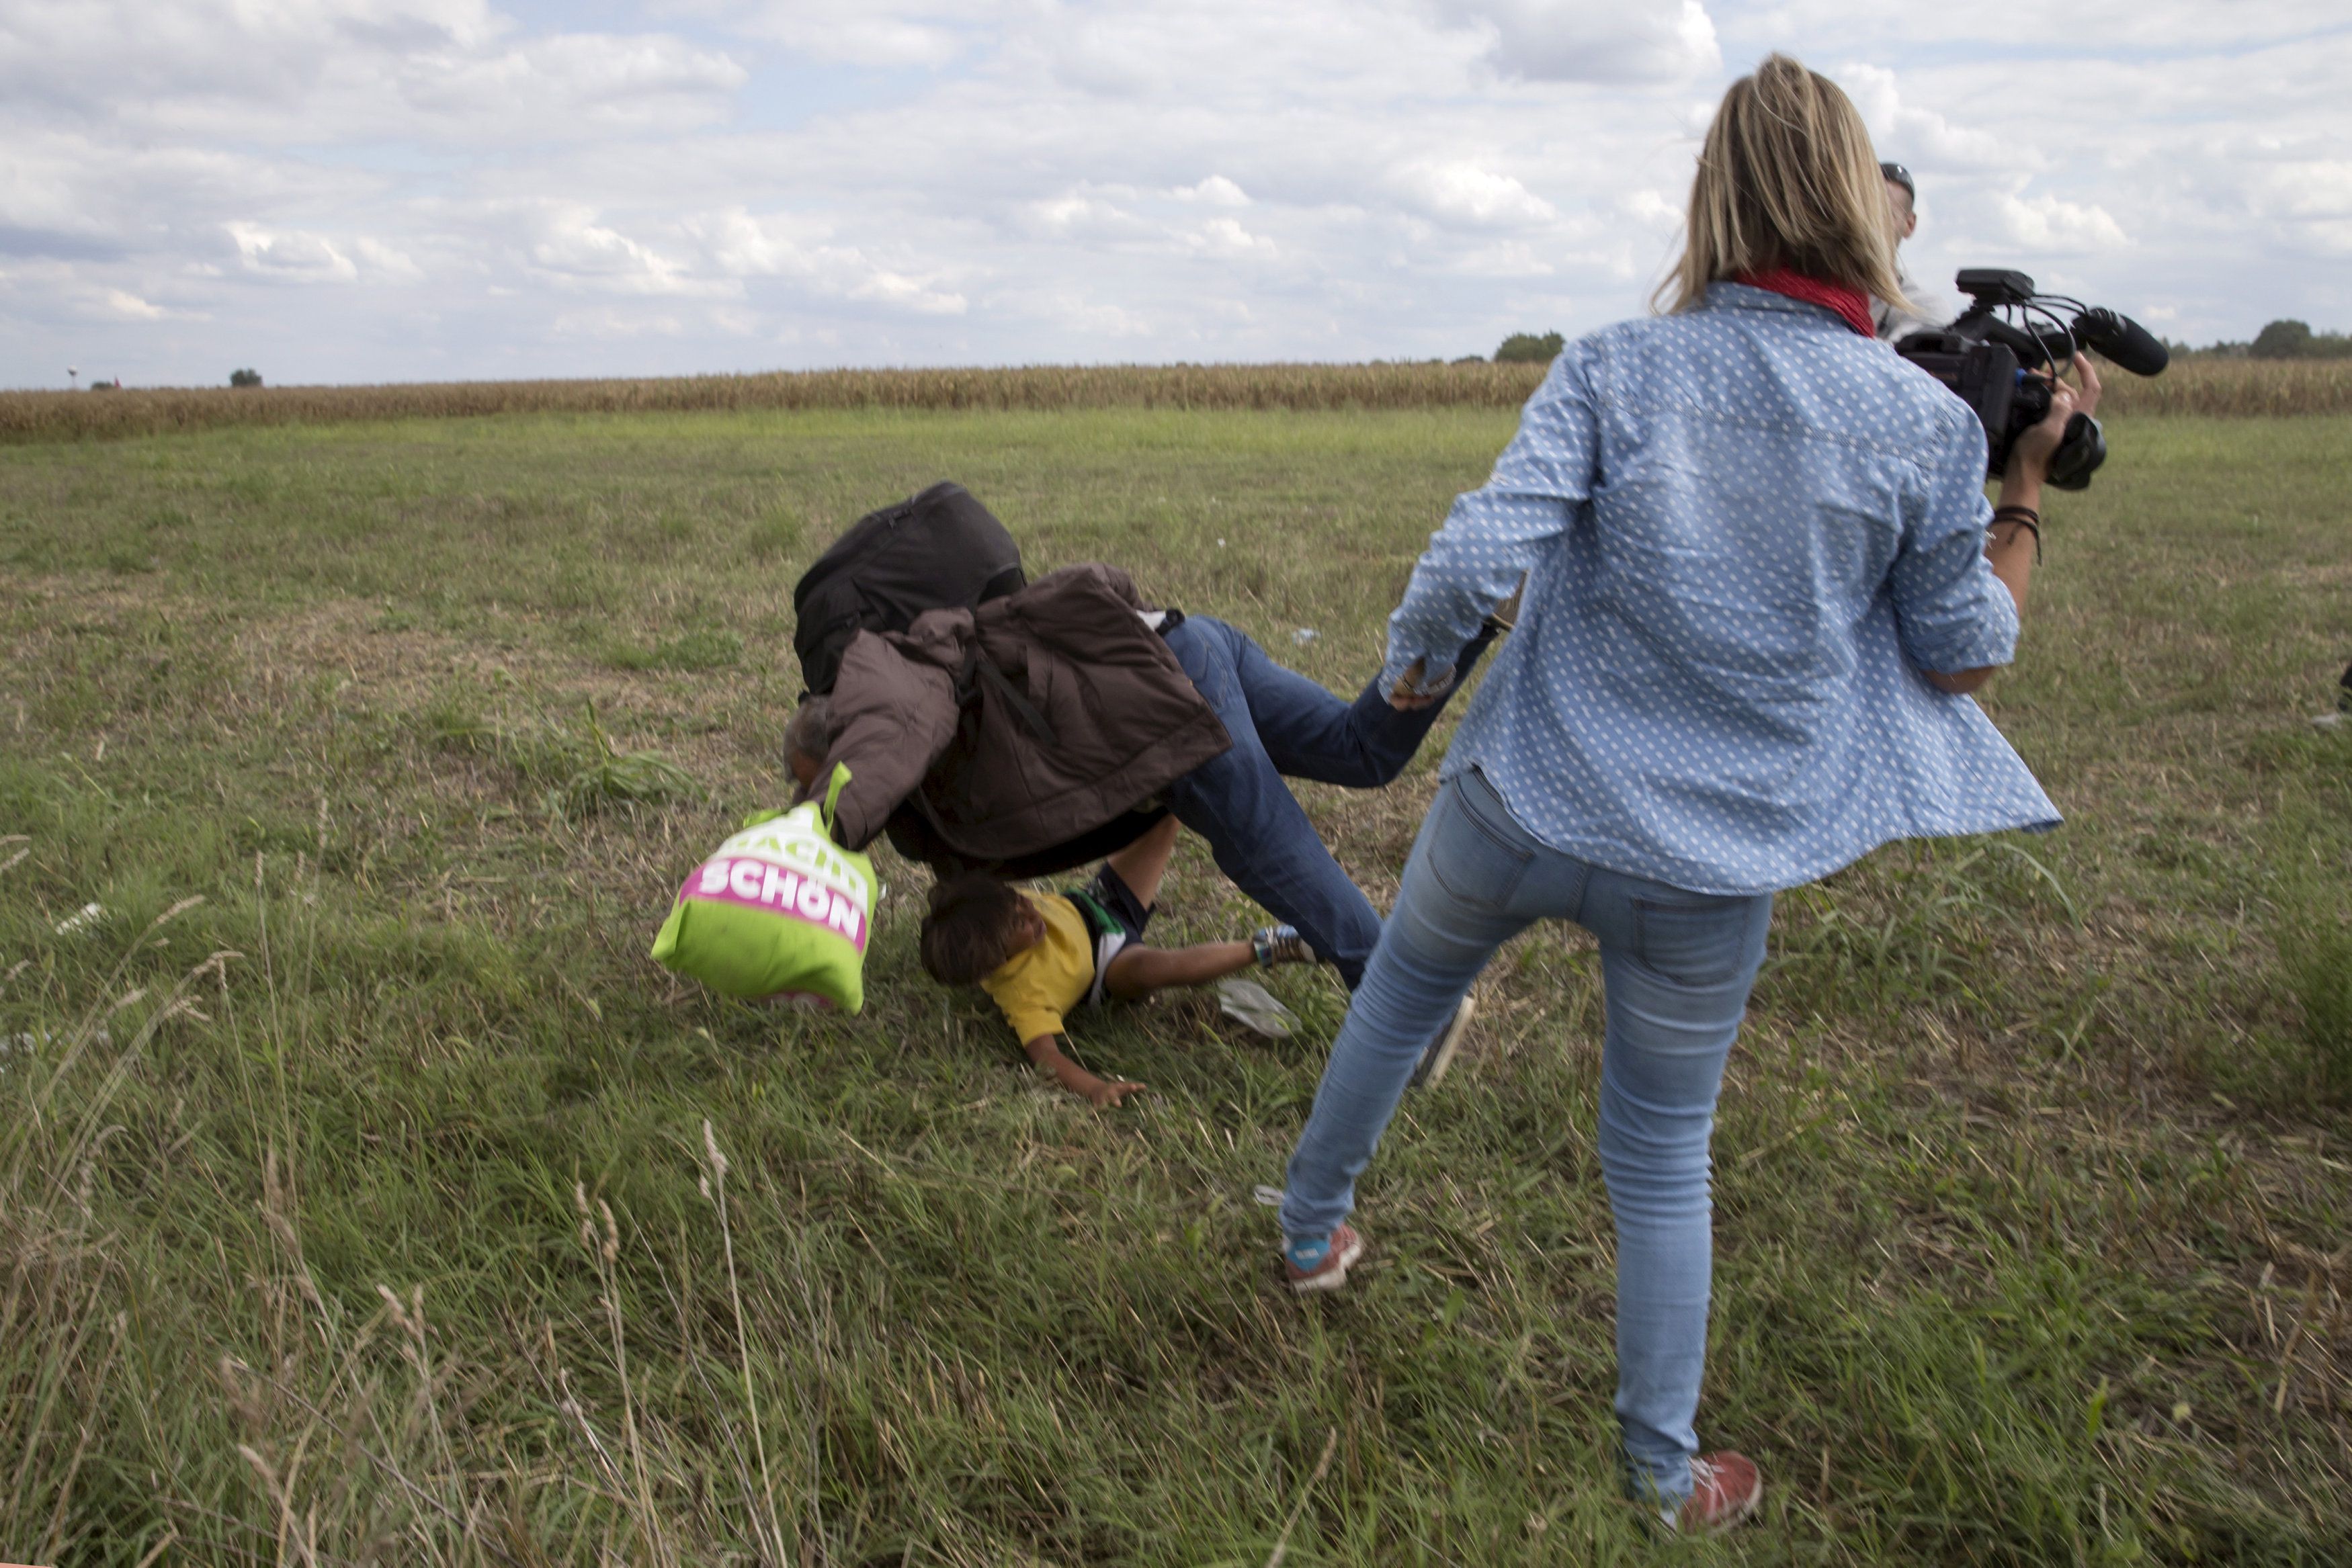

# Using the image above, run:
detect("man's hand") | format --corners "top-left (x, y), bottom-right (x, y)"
top-left (1388, 657), bottom-right (1455, 712)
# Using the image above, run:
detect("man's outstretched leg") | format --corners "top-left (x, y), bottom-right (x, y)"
top-left (1160, 621), bottom-right (1386, 987)
top-left (1176, 617), bottom-right (1503, 789)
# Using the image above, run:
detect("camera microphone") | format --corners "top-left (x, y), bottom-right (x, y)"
top-left (2072, 308), bottom-right (2169, 377)
top-left (1898, 269), bottom-right (2168, 491)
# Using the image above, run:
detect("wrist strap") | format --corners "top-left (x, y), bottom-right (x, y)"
top-left (1990, 505), bottom-right (2043, 564)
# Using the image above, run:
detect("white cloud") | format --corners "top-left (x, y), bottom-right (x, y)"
top-left (552, 305), bottom-right (683, 337)
top-left (1394, 159), bottom-right (1558, 228)
top-left (681, 206), bottom-right (970, 312)
top-left (102, 288), bottom-right (165, 319)
top-left (849, 271), bottom-right (967, 314)
top-left (692, 208), bottom-right (829, 277)
top-left (226, 222), bottom-right (360, 282)
top-left (1837, 62), bottom-right (2013, 171)
top-left (1021, 193), bottom-right (1154, 243)
top-left (412, 34), bottom-right (747, 130)
top-left (1994, 192), bottom-right (2130, 253)
top-left (1433, 0), bottom-right (1720, 84)
top-left (0, 0), bottom-right (742, 144)
top-left (517, 205), bottom-right (731, 296)
top-left (1447, 238), bottom-right (1556, 277)
top-left (1183, 216), bottom-right (1277, 259)
top-left (1, 0), bottom-right (2346, 384)
top-left (1622, 189), bottom-right (1681, 228)
top-left (1173, 176), bottom-right (1251, 207)
top-left (1743, 0), bottom-right (2330, 56)
top-left (1032, 290), bottom-right (1156, 340)
top-left (353, 236), bottom-right (425, 282)
top-left (708, 0), bottom-right (985, 67)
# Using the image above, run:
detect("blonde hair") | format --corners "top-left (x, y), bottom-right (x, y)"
top-left (1655, 54), bottom-right (1910, 316)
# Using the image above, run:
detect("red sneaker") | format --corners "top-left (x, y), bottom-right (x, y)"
top-left (1283, 1224), bottom-right (1365, 1295)
top-left (1667, 1451), bottom-right (1761, 1534)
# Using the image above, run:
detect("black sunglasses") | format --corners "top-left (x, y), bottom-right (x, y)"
top-left (1880, 162), bottom-right (1915, 199)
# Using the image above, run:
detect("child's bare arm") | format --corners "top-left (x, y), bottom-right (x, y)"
top-left (1023, 1033), bottom-right (1144, 1108)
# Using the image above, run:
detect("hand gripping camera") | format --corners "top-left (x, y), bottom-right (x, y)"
top-left (1894, 269), bottom-right (2168, 490)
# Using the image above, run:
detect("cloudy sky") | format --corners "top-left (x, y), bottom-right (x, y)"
top-left (2, 0), bottom-right (2345, 388)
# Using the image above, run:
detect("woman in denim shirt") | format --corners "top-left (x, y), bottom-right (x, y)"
top-left (1274, 54), bottom-right (2099, 1532)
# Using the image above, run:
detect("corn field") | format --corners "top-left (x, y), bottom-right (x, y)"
top-left (5, 355), bottom-right (2345, 444)
top-left (0, 363), bottom-right (1547, 444)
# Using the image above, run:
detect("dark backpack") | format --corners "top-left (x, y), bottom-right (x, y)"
top-left (791, 482), bottom-right (1026, 695)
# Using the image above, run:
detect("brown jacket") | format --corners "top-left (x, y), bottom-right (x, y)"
top-left (808, 564), bottom-right (1231, 863)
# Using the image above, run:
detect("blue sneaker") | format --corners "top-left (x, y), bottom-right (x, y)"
top-left (1253, 926), bottom-right (1318, 967)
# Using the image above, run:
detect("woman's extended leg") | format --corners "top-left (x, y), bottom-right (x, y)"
top-left (1280, 771), bottom-right (1547, 1242)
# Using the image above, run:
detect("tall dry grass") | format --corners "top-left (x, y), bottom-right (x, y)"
top-left (9, 355), bottom-right (2343, 444)
top-left (2091, 355), bottom-right (2352, 417)
top-left (2, 409), bottom-right (2347, 1560)
top-left (0, 362), bottom-right (1549, 444)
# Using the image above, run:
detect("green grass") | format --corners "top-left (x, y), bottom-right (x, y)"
top-left (0, 406), bottom-right (2346, 1565)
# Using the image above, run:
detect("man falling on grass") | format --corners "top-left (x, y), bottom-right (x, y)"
top-left (916, 815), bottom-right (1316, 1106)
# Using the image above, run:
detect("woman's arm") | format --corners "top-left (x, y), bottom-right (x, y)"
top-left (1380, 347), bottom-right (1600, 703)
top-left (1926, 477), bottom-right (2044, 696)
top-left (1911, 355), bottom-right (2102, 696)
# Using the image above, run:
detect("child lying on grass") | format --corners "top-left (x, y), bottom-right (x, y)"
top-left (918, 815), bottom-right (1316, 1106)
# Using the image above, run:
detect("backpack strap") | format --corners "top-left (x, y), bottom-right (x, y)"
top-left (818, 761), bottom-right (853, 834)
top-left (963, 646), bottom-right (1060, 748)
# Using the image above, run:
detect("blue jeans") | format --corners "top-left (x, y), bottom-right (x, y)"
top-left (1160, 617), bottom-right (1493, 988)
top-left (1280, 768), bottom-right (1771, 1505)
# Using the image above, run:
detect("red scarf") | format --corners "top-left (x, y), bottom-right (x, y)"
top-left (1734, 268), bottom-right (1875, 338)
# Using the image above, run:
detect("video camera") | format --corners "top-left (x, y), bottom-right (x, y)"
top-left (1894, 269), bottom-right (2167, 490)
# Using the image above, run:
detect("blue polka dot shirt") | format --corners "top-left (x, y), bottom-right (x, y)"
top-left (1384, 282), bottom-right (2060, 897)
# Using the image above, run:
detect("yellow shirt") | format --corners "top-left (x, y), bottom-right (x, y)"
top-left (978, 891), bottom-right (1093, 1046)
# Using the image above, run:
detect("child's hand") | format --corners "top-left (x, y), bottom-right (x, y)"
top-left (1084, 1077), bottom-right (1147, 1109)
top-left (1027, 1034), bottom-right (1146, 1109)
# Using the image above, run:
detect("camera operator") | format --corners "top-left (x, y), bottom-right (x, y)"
top-left (1269, 54), bottom-right (2098, 1534)
top-left (1873, 161), bottom-right (1949, 341)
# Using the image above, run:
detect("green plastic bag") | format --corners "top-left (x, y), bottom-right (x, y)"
top-left (649, 764), bottom-right (876, 1012)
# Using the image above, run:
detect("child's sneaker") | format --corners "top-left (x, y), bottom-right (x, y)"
top-left (1282, 1225), bottom-right (1364, 1294)
top-left (1216, 977), bottom-right (1298, 1039)
top-left (1661, 1452), bottom-right (1761, 1534)
top-left (1253, 926), bottom-right (1318, 967)
top-left (1408, 994), bottom-right (1476, 1089)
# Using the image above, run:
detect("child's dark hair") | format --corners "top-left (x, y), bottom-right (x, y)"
top-left (920, 873), bottom-right (1028, 986)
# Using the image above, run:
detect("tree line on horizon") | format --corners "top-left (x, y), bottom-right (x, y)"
top-left (2167, 320), bottom-right (2352, 360)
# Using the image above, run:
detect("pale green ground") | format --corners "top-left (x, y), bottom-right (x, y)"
top-left (0, 408), bottom-right (2345, 1565)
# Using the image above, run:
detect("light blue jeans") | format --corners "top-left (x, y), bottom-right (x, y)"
top-left (1280, 768), bottom-right (1772, 1506)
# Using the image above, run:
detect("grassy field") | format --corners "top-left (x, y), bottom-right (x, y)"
top-left (3, 354), bottom-right (2349, 445)
top-left (0, 404), bottom-right (2346, 1565)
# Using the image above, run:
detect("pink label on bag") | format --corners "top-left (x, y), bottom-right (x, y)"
top-left (679, 857), bottom-right (868, 952)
